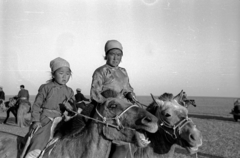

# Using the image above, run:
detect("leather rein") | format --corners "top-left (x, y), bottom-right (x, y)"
top-left (69, 104), bottom-right (138, 131)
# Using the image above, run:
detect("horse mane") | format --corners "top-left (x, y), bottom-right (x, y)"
top-left (133, 127), bottom-right (177, 157)
top-left (54, 103), bottom-right (96, 139)
top-left (158, 93), bottom-right (174, 101)
top-left (150, 127), bottom-right (177, 154)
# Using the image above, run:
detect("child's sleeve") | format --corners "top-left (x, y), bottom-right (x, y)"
top-left (90, 71), bottom-right (104, 103)
top-left (121, 68), bottom-right (136, 97)
top-left (31, 84), bottom-right (47, 122)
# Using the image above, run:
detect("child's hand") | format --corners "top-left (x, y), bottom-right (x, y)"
top-left (63, 101), bottom-right (73, 111)
top-left (31, 121), bottom-right (42, 129)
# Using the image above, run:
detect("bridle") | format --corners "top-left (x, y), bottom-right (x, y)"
top-left (159, 116), bottom-right (193, 139)
top-left (95, 104), bottom-right (138, 131)
top-left (159, 117), bottom-right (199, 158)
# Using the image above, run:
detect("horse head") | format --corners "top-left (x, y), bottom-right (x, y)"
top-left (146, 92), bottom-right (202, 155)
top-left (99, 90), bottom-right (159, 148)
top-left (173, 90), bottom-right (197, 108)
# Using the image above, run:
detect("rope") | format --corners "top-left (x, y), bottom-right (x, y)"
top-left (67, 105), bottom-right (136, 131)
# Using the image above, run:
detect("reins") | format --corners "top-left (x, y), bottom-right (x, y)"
top-left (95, 104), bottom-right (138, 131)
top-left (66, 103), bottom-right (137, 131)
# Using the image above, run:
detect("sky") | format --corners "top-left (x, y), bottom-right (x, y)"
top-left (0, 0), bottom-right (239, 98)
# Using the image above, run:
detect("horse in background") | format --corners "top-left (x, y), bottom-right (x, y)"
top-left (110, 91), bottom-right (202, 158)
top-left (0, 90), bottom-right (159, 158)
top-left (0, 96), bottom-right (31, 127)
top-left (171, 90), bottom-right (197, 108)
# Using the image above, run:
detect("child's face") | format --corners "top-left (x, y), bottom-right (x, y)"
top-left (106, 49), bottom-right (122, 67)
top-left (53, 67), bottom-right (71, 85)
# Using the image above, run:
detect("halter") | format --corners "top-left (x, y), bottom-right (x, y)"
top-left (159, 116), bottom-right (200, 158)
top-left (159, 116), bottom-right (193, 139)
top-left (96, 104), bottom-right (139, 131)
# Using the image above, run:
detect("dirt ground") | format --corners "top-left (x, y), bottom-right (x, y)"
top-left (0, 114), bottom-right (29, 137)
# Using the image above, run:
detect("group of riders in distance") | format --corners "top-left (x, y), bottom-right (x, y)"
top-left (0, 40), bottom-right (203, 158)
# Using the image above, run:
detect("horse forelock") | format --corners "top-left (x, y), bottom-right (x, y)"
top-left (147, 93), bottom-right (174, 115)
top-left (101, 89), bottom-right (122, 99)
top-left (158, 93), bottom-right (174, 101)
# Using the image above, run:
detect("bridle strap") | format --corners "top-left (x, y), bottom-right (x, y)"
top-left (159, 117), bottom-right (193, 139)
top-left (116, 104), bottom-right (139, 118)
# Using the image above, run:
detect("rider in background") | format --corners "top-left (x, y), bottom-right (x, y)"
top-left (75, 88), bottom-right (90, 103)
top-left (17, 85), bottom-right (31, 107)
top-left (18, 85), bottom-right (29, 101)
top-left (0, 86), bottom-right (5, 101)
top-left (24, 57), bottom-right (76, 158)
top-left (90, 40), bottom-right (137, 158)
top-left (75, 88), bottom-right (90, 113)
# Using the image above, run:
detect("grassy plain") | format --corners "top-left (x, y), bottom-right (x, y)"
top-left (0, 96), bottom-right (240, 158)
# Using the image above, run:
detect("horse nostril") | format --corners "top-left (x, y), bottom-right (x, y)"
top-left (142, 116), bottom-right (152, 123)
top-left (189, 133), bottom-right (196, 141)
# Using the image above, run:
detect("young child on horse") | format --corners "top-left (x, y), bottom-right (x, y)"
top-left (24, 57), bottom-right (75, 158)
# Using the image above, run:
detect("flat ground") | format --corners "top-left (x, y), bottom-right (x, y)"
top-left (0, 96), bottom-right (240, 158)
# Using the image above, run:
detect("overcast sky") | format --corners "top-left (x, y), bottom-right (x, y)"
top-left (0, 0), bottom-right (239, 97)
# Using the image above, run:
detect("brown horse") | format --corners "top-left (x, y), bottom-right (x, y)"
top-left (0, 97), bottom-right (31, 127)
top-left (0, 97), bottom-right (18, 124)
top-left (0, 92), bottom-right (158, 158)
top-left (126, 92), bottom-right (202, 158)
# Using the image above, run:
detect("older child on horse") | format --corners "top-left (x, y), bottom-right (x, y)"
top-left (91, 40), bottom-right (138, 158)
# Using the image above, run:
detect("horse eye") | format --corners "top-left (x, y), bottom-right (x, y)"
top-left (165, 113), bottom-right (171, 117)
top-left (108, 104), bottom-right (117, 109)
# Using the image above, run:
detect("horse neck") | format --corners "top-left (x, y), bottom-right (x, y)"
top-left (82, 120), bottom-right (112, 158)
top-left (132, 128), bottom-right (176, 158)
top-left (80, 104), bottom-right (113, 158)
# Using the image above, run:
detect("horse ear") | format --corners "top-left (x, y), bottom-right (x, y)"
top-left (151, 94), bottom-right (157, 103)
top-left (173, 90), bottom-right (184, 104)
top-left (151, 94), bottom-right (164, 106)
